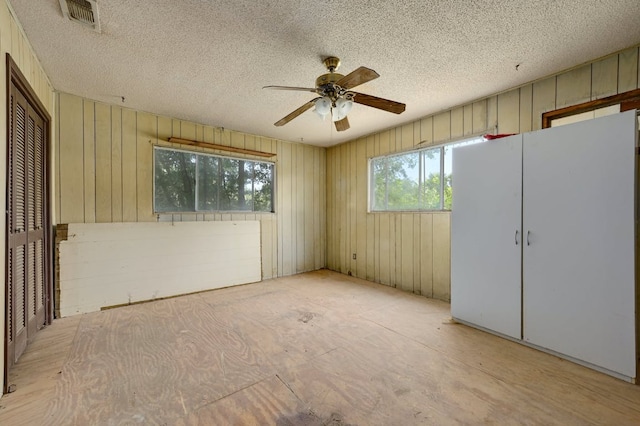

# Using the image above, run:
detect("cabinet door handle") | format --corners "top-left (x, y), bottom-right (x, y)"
top-left (515, 230), bottom-right (519, 245)
top-left (527, 230), bottom-right (531, 246)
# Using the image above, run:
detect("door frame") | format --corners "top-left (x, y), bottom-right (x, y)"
top-left (4, 53), bottom-right (52, 393)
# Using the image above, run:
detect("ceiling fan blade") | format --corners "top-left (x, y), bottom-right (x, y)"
top-left (274, 98), bottom-right (320, 126)
top-left (263, 85), bottom-right (318, 93)
top-left (352, 92), bottom-right (406, 114)
top-left (334, 116), bottom-right (350, 132)
top-left (336, 67), bottom-right (380, 89)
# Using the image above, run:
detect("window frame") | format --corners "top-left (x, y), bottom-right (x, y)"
top-left (368, 136), bottom-right (484, 213)
top-left (153, 146), bottom-right (276, 214)
top-left (542, 88), bottom-right (640, 129)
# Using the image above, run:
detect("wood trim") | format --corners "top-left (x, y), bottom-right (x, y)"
top-left (4, 53), bottom-right (52, 393)
top-left (6, 56), bottom-right (50, 123)
top-left (5, 55), bottom-right (12, 394)
top-left (621, 99), bottom-right (640, 112)
top-left (542, 88), bottom-right (640, 128)
top-left (167, 137), bottom-right (275, 158)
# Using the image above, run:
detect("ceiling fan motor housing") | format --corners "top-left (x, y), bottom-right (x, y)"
top-left (316, 56), bottom-right (344, 97)
top-left (315, 72), bottom-right (344, 89)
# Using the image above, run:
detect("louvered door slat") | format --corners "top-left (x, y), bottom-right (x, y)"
top-left (7, 95), bottom-right (15, 347)
top-left (13, 244), bottom-right (27, 361)
top-left (35, 119), bottom-right (46, 313)
top-left (7, 247), bottom-right (13, 344)
top-left (35, 124), bottom-right (44, 229)
top-left (28, 241), bottom-right (36, 320)
top-left (8, 94), bottom-right (14, 232)
top-left (15, 245), bottom-right (25, 333)
top-left (28, 115), bottom-right (36, 231)
top-left (36, 240), bottom-right (44, 310)
top-left (15, 103), bottom-right (26, 233)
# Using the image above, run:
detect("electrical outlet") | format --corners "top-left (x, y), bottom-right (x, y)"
top-left (352, 253), bottom-right (357, 260)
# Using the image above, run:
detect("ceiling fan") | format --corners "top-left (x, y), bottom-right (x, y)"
top-left (263, 57), bottom-right (406, 132)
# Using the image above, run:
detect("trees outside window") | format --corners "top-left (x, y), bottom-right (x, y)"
top-left (154, 147), bottom-right (274, 213)
top-left (370, 137), bottom-right (483, 211)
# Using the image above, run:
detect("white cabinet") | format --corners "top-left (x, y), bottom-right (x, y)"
top-left (451, 110), bottom-right (638, 382)
top-left (451, 134), bottom-right (523, 340)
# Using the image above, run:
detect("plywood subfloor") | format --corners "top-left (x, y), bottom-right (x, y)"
top-left (1, 270), bottom-right (639, 425)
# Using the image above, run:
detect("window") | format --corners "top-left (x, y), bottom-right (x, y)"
top-left (550, 104), bottom-right (620, 127)
top-left (542, 88), bottom-right (640, 128)
top-left (370, 137), bottom-right (483, 211)
top-left (154, 147), bottom-right (274, 213)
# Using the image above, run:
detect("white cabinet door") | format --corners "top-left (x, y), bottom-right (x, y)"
top-left (451, 135), bottom-right (523, 339)
top-left (523, 111), bottom-right (637, 379)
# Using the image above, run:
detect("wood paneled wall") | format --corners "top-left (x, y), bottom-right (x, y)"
top-left (56, 93), bottom-right (326, 280)
top-left (326, 133), bottom-right (452, 301)
top-left (326, 45), bottom-right (640, 302)
top-left (0, 0), bottom-right (56, 393)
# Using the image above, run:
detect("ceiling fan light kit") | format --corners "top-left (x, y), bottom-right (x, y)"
top-left (264, 56), bottom-right (405, 132)
top-left (314, 96), bottom-right (332, 118)
top-left (332, 97), bottom-right (353, 122)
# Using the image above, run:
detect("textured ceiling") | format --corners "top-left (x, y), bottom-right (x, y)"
top-left (8, 0), bottom-right (640, 147)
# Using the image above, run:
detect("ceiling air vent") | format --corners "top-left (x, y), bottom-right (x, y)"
top-left (59, 0), bottom-right (101, 33)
